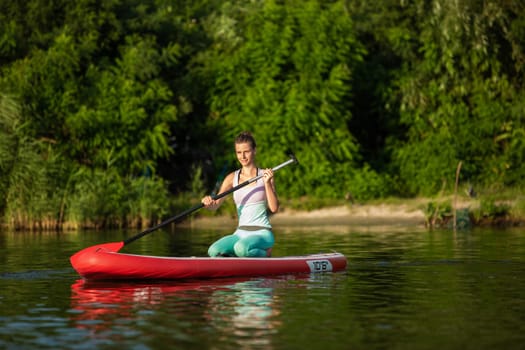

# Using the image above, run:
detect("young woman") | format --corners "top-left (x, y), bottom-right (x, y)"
top-left (201, 131), bottom-right (279, 257)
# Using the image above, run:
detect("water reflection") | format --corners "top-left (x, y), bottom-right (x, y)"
top-left (70, 277), bottom-right (296, 348)
top-left (203, 279), bottom-right (281, 349)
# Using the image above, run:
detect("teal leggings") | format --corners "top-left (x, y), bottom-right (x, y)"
top-left (208, 228), bottom-right (274, 257)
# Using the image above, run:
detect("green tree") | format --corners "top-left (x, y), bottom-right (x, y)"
top-left (0, 0), bottom-right (187, 227)
top-left (391, 0), bottom-right (525, 194)
top-left (66, 35), bottom-right (177, 174)
top-left (200, 0), bottom-right (374, 198)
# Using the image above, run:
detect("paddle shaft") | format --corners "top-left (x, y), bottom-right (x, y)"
top-left (123, 154), bottom-right (298, 246)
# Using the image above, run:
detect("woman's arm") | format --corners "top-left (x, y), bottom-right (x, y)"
top-left (263, 168), bottom-right (279, 213)
top-left (201, 172), bottom-right (234, 210)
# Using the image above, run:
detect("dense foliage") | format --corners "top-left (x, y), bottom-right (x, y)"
top-left (1, 0), bottom-right (524, 228)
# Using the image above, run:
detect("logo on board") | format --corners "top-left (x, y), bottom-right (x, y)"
top-left (306, 259), bottom-right (333, 272)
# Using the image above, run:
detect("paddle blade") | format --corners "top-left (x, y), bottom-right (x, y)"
top-left (70, 242), bottom-right (124, 277)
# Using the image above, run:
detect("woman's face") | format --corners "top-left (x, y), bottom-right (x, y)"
top-left (235, 142), bottom-right (255, 167)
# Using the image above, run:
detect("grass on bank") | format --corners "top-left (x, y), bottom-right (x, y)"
top-left (187, 184), bottom-right (525, 228)
top-left (2, 180), bottom-right (524, 230)
top-left (409, 186), bottom-right (525, 228)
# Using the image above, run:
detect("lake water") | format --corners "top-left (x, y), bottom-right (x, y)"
top-left (1, 223), bottom-right (524, 349)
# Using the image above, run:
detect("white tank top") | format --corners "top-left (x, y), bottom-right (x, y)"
top-left (233, 169), bottom-right (271, 228)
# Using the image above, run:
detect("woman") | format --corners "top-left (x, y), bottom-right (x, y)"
top-left (201, 131), bottom-right (279, 257)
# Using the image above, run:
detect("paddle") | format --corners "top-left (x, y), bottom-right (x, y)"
top-left (72, 153), bottom-right (298, 258)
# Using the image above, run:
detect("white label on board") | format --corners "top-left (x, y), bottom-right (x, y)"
top-left (306, 259), bottom-right (333, 273)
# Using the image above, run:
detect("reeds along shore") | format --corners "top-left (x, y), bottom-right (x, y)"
top-left (3, 215), bottom-right (160, 231)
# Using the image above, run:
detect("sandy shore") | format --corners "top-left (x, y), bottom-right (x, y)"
top-left (182, 203), bottom-right (427, 231)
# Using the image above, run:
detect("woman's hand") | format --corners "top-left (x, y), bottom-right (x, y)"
top-left (202, 172), bottom-right (234, 211)
top-left (201, 195), bottom-right (217, 209)
top-left (262, 168), bottom-right (274, 183)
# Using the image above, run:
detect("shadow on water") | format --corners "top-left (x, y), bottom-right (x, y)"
top-left (1, 270), bottom-right (70, 280)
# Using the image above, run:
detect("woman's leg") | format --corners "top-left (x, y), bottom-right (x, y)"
top-left (208, 234), bottom-right (239, 257)
top-left (233, 230), bottom-right (274, 257)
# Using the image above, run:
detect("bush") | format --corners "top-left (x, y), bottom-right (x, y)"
top-left (472, 198), bottom-right (511, 221)
top-left (346, 165), bottom-right (392, 201)
top-left (66, 167), bottom-right (170, 229)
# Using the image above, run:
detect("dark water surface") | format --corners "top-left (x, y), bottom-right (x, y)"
top-left (1, 224), bottom-right (524, 349)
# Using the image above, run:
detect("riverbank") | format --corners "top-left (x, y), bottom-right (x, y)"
top-left (181, 196), bottom-right (525, 231)
top-left (3, 194), bottom-right (522, 231)
top-left (181, 202), bottom-right (427, 231)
